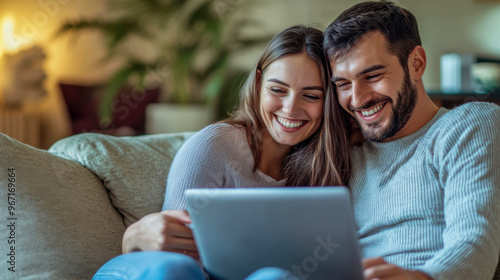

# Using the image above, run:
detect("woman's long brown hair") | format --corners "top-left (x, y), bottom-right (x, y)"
top-left (222, 25), bottom-right (352, 186)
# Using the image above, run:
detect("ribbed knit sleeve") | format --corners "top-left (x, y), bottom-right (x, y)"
top-left (420, 103), bottom-right (500, 280)
top-left (162, 124), bottom-right (243, 210)
top-left (162, 123), bottom-right (285, 211)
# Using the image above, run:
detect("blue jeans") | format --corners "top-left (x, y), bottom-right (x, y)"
top-left (93, 251), bottom-right (295, 280)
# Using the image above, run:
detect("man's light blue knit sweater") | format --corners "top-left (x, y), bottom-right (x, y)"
top-left (351, 102), bottom-right (500, 280)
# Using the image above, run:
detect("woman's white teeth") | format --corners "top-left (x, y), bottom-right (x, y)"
top-left (277, 116), bottom-right (303, 128)
top-left (361, 104), bottom-right (384, 116)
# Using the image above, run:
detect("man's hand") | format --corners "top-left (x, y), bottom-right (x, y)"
top-left (363, 257), bottom-right (432, 280)
top-left (122, 210), bottom-right (199, 260)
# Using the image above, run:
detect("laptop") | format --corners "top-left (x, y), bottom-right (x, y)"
top-left (185, 187), bottom-right (364, 280)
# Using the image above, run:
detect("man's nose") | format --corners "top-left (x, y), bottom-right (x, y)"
top-left (351, 82), bottom-right (370, 109)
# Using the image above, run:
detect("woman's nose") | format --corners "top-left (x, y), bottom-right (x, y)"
top-left (282, 95), bottom-right (300, 117)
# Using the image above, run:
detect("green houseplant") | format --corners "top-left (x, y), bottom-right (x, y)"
top-left (57, 0), bottom-right (265, 128)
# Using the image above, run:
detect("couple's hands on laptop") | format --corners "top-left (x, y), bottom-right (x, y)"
top-left (122, 210), bottom-right (200, 260)
top-left (362, 257), bottom-right (432, 280)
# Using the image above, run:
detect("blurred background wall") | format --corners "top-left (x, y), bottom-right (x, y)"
top-left (246, 0), bottom-right (500, 91)
top-left (0, 0), bottom-right (499, 148)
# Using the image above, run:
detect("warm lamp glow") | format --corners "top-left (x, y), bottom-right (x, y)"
top-left (2, 16), bottom-right (29, 54)
top-left (3, 17), bottom-right (15, 51)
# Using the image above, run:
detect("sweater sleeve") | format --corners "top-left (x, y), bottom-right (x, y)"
top-left (161, 124), bottom-right (236, 211)
top-left (420, 103), bottom-right (500, 280)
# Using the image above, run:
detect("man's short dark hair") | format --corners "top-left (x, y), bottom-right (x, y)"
top-left (324, 0), bottom-right (422, 72)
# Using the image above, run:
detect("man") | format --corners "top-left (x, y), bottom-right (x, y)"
top-left (323, 1), bottom-right (500, 279)
top-left (93, 1), bottom-right (500, 279)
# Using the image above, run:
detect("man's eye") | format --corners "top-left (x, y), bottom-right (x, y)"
top-left (336, 82), bottom-right (350, 89)
top-left (366, 74), bottom-right (381, 80)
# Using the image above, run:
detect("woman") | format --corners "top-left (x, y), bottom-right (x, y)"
top-left (94, 24), bottom-right (352, 280)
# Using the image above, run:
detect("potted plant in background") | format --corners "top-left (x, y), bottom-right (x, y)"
top-left (57, 0), bottom-right (266, 133)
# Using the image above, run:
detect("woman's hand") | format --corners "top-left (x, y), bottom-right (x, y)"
top-left (122, 210), bottom-right (199, 260)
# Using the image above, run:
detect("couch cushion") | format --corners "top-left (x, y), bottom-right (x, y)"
top-left (48, 132), bottom-right (194, 227)
top-left (0, 133), bottom-right (124, 280)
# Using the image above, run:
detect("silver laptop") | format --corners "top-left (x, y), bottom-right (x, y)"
top-left (185, 187), bottom-right (364, 280)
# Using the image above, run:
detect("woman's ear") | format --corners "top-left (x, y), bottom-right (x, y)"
top-left (408, 46), bottom-right (426, 80)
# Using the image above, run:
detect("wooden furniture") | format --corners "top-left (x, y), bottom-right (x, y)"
top-left (0, 108), bottom-right (41, 148)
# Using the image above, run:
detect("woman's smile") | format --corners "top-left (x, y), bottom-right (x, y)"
top-left (275, 115), bottom-right (307, 130)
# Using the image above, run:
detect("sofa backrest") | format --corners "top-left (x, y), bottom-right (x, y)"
top-left (0, 133), bottom-right (123, 279)
top-left (0, 131), bottom-right (193, 280)
top-left (49, 132), bottom-right (195, 227)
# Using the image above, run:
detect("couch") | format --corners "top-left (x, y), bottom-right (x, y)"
top-left (0, 131), bottom-right (194, 280)
top-left (2, 131), bottom-right (499, 280)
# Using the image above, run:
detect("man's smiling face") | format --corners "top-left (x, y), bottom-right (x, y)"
top-left (331, 31), bottom-right (418, 142)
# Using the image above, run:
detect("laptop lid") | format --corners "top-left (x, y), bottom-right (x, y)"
top-left (185, 187), bottom-right (364, 280)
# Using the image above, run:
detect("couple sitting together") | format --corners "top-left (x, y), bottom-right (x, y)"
top-left (94, 1), bottom-right (500, 279)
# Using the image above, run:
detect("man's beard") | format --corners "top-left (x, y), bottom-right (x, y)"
top-left (352, 71), bottom-right (418, 142)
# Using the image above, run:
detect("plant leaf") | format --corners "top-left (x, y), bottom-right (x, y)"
top-left (99, 62), bottom-right (150, 121)
top-left (55, 18), bottom-right (148, 52)
top-left (202, 56), bottom-right (229, 103)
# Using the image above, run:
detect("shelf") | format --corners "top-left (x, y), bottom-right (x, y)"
top-left (428, 92), bottom-right (500, 108)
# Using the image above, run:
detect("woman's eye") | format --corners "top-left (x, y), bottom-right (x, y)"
top-left (305, 94), bottom-right (321, 100)
top-left (270, 88), bottom-right (286, 94)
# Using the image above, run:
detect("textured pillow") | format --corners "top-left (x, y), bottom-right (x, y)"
top-left (0, 133), bottom-right (124, 280)
top-left (48, 132), bottom-right (194, 227)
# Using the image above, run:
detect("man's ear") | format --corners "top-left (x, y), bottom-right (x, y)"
top-left (408, 46), bottom-right (426, 80)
